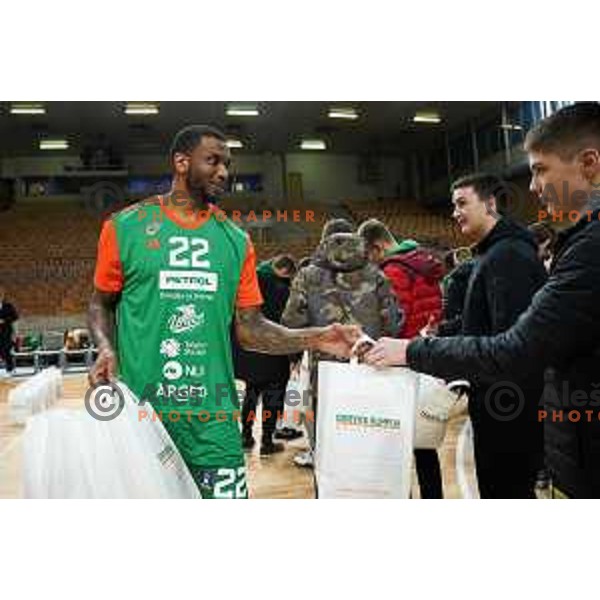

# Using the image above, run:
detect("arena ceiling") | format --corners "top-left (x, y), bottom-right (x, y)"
top-left (0, 101), bottom-right (505, 157)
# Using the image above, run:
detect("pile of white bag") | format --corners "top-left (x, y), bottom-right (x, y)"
top-left (22, 382), bottom-right (200, 499)
top-left (8, 367), bottom-right (63, 425)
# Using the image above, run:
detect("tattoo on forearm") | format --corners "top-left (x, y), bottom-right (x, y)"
top-left (88, 290), bottom-right (119, 349)
top-left (236, 307), bottom-right (318, 355)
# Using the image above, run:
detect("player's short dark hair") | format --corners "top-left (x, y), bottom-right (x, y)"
top-left (451, 172), bottom-right (509, 215)
top-left (528, 221), bottom-right (557, 249)
top-left (321, 218), bottom-right (354, 240)
top-left (525, 102), bottom-right (600, 159)
top-left (169, 125), bottom-right (226, 165)
top-left (272, 254), bottom-right (297, 277)
top-left (357, 219), bottom-right (395, 248)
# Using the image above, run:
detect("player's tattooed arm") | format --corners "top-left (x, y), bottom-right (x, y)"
top-left (235, 306), bottom-right (362, 358)
top-left (88, 290), bottom-right (120, 385)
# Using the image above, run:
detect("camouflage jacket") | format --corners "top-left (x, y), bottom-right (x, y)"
top-left (282, 232), bottom-right (403, 364)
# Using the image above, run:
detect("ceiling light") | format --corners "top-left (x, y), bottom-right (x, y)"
top-left (226, 105), bottom-right (260, 117)
top-left (11, 103), bottom-right (46, 115)
top-left (413, 112), bottom-right (442, 124)
top-left (40, 139), bottom-right (69, 150)
top-left (328, 107), bottom-right (359, 120)
top-left (500, 123), bottom-right (523, 131)
top-left (125, 102), bottom-right (159, 115)
top-left (226, 138), bottom-right (244, 149)
top-left (301, 139), bottom-right (326, 151)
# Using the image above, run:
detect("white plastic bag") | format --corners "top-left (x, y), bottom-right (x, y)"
top-left (414, 376), bottom-right (469, 449)
top-left (22, 382), bottom-right (201, 499)
top-left (316, 362), bottom-right (417, 499)
top-left (277, 352), bottom-right (310, 430)
top-left (8, 367), bottom-right (62, 425)
top-left (456, 419), bottom-right (479, 499)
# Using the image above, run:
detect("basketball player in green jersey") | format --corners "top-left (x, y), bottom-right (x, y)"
top-left (88, 125), bottom-right (361, 499)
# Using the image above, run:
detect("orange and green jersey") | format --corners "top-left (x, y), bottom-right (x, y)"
top-left (94, 197), bottom-right (263, 474)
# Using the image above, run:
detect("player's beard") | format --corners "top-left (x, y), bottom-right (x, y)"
top-left (186, 170), bottom-right (212, 208)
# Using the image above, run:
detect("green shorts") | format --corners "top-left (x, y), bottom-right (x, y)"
top-left (188, 466), bottom-right (248, 499)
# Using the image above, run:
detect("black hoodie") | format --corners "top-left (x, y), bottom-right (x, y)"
top-left (462, 218), bottom-right (547, 338)
top-left (460, 218), bottom-right (548, 453)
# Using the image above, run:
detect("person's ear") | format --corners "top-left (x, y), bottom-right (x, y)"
top-left (486, 195), bottom-right (499, 218)
top-left (579, 148), bottom-right (600, 184)
top-left (173, 152), bottom-right (190, 177)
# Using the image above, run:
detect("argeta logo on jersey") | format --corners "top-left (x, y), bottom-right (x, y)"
top-left (160, 339), bottom-right (181, 358)
top-left (163, 361), bottom-right (184, 381)
top-left (168, 304), bottom-right (205, 334)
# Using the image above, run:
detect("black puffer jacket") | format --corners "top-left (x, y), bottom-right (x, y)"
top-left (440, 219), bottom-right (547, 452)
top-left (408, 209), bottom-right (600, 498)
top-left (438, 259), bottom-right (475, 337)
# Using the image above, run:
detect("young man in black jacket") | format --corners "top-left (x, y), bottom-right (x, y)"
top-left (438, 174), bottom-right (548, 497)
top-left (364, 102), bottom-right (600, 499)
top-left (0, 286), bottom-right (19, 377)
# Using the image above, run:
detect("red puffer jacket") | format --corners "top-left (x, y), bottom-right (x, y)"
top-left (381, 249), bottom-right (444, 339)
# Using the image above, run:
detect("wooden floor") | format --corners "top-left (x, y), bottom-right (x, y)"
top-left (0, 375), bottom-right (474, 499)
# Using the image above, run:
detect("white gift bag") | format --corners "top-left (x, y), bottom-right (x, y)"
top-left (316, 362), bottom-right (417, 499)
top-left (22, 381), bottom-right (201, 499)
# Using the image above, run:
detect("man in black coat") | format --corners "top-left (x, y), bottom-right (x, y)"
top-left (0, 286), bottom-right (19, 376)
top-left (364, 102), bottom-right (600, 499)
top-left (434, 174), bottom-right (548, 498)
top-left (438, 257), bottom-right (475, 337)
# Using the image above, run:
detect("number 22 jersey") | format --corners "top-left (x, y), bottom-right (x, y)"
top-left (94, 196), bottom-right (263, 469)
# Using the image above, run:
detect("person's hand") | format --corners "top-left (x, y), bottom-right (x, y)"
top-left (363, 338), bottom-right (410, 367)
top-left (420, 315), bottom-right (438, 338)
top-left (88, 345), bottom-right (117, 386)
top-left (312, 324), bottom-right (363, 358)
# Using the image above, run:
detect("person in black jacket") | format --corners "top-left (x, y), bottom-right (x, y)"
top-left (0, 286), bottom-right (19, 376)
top-left (363, 102), bottom-right (600, 499)
top-left (232, 255), bottom-right (298, 456)
top-left (440, 174), bottom-right (549, 497)
top-left (438, 253), bottom-right (475, 337)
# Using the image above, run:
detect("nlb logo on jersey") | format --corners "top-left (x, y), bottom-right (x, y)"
top-left (159, 270), bottom-right (218, 292)
top-left (168, 305), bottom-right (205, 334)
top-left (163, 361), bottom-right (184, 381)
